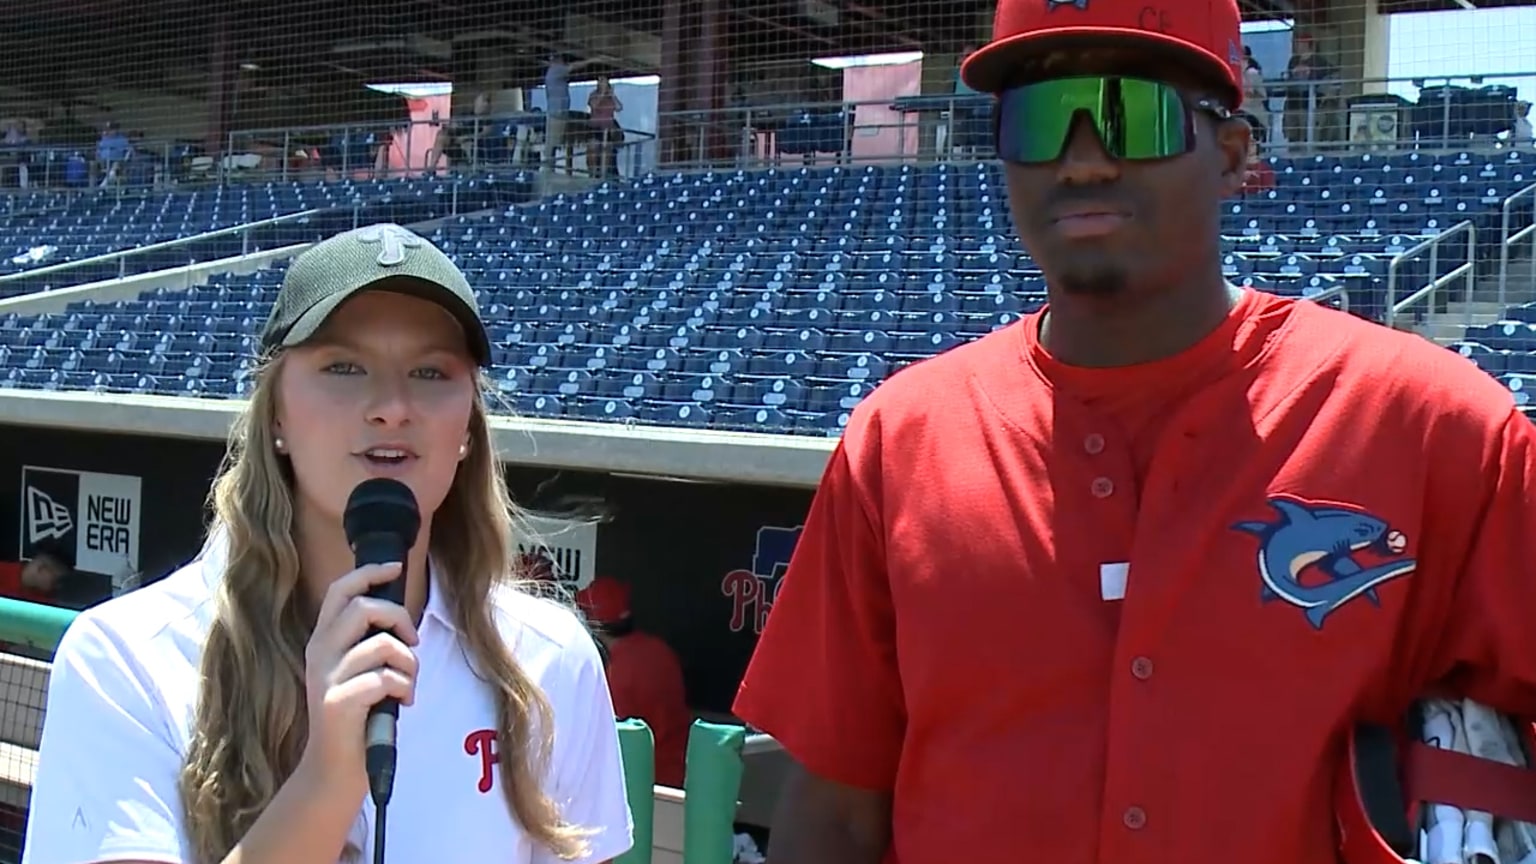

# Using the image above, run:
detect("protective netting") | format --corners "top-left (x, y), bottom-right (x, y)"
top-left (0, 651), bottom-right (48, 863)
top-left (0, 1), bottom-right (1530, 437)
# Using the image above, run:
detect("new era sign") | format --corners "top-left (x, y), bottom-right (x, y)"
top-left (20, 467), bottom-right (142, 577)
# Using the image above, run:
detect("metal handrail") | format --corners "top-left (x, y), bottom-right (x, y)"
top-left (1498, 181), bottom-right (1536, 308)
top-left (1385, 220), bottom-right (1477, 329)
top-left (1304, 282), bottom-right (1351, 313)
top-left (0, 206), bottom-right (328, 285)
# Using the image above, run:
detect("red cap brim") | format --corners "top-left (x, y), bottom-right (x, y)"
top-left (960, 28), bottom-right (1243, 110)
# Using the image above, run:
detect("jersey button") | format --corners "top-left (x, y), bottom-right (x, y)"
top-left (1131, 656), bottom-right (1154, 680)
top-left (1091, 477), bottom-right (1115, 498)
top-left (1084, 433), bottom-right (1105, 455)
top-left (1123, 806), bottom-right (1147, 830)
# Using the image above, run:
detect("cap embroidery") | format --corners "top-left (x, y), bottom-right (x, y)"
top-left (1046, 0), bottom-right (1089, 10)
top-left (357, 224), bottom-right (424, 267)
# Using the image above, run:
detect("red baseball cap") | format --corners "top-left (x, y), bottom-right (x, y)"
top-left (576, 576), bottom-right (632, 625)
top-left (960, 0), bottom-right (1246, 110)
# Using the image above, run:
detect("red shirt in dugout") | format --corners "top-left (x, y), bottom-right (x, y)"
top-left (733, 289), bottom-right (1536, 864)
top-left (606, 631), bottom-right (691, 788)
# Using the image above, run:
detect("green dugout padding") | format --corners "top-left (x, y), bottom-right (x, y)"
top-left (0, 598), bottom-right (76, 652)
top-left (0, 601), bottom-right (751, 864)
top-left (681, 720), bottom-right (747, 864)
top-left (614, 719), bottom-right (655, 864)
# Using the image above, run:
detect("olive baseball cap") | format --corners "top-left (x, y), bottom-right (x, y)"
top-left (259, 222), bottom-right (491, 367)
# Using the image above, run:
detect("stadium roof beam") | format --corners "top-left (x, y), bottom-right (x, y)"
top-left (732, 8), bottom-right (841, 47)
top-left (842, 2), bottom-right (926, 50)
top-left (1238, 0), bottom-right (1298, 20)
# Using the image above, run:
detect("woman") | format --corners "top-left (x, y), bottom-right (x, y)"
top-left (1239, 46), bottom-right (1269, 145)
top-left (21, 223), bottom-right (633, 864)
top-left (586, 76), bottom-right (624, 179)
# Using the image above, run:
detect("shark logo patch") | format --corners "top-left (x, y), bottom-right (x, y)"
top-left (1232, 497), bottom-right (1416, 630)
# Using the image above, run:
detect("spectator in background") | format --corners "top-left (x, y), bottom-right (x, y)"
top-left (1513, 100), bottom-right (1532, 143)
top-left (1282, 35), bottom-right (1340, 150)
top-left (64, 151), bottom-right (88, 188)
top-left (543, 51), bottom-right (598, 174)
top-left (949, 45), bottom-right (990, 157)
top-left (1242, 130), bottom-right (1275, 194)
top-left (544, 53), bottom-right (572, 173)
top-left (426, 124), bottom-right (469, 175)
top-left (577, 576), bottom-right (689, 788)
top-left (586, 75), bottom-right (624, 179)
top-left (2, 121), bottom-right (31, 189)
top-left (0, 543), bottom-right (111, 611)
top-left (0, 559), bottom-right (51, 605)
top-left (1239, 46), bottom-right (1269, 144)
top-left (94, 121), bottom-right (133, 187)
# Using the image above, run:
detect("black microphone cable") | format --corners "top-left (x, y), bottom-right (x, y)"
top-left (369, 736), bottom-right (395, 864)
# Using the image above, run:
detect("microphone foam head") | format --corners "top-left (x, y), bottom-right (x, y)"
top-left (343, 478), bottom-right (422, 550)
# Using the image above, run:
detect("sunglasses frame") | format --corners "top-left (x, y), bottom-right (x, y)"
top-left (992, 76), bottom-right (1236, 165)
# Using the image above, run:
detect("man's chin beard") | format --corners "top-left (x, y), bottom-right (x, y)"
top-left (1053, 266), bottom-right (1129, 298)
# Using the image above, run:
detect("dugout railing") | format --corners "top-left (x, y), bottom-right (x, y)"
top-left (0, 598), bottom-right (770, 864)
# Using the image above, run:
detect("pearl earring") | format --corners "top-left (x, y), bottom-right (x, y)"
top-left (458, 442), bottom-right (468, 459)
top-left (274, 436), bottom-right (286, 453)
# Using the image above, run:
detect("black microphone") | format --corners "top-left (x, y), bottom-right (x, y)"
top-left (342, 478), bottom-right (421, 828)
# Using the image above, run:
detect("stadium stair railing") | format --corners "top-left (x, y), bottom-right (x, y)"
top-left (0, 599), bottom-right (753, 864)
top-left (1499, 181), bottom-right (1536, 306)
top-left (0, 206), bottom-right (348, 298)
top-left (1385, 220), bottom-right (1478, 329)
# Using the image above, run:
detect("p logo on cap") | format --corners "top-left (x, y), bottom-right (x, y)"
top-left (358, 223), bottom-right (425, 267)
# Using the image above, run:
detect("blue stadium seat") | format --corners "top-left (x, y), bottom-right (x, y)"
top-left (6, 157), bottom-right (1531, 437)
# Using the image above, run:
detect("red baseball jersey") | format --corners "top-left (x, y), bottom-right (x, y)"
top-left (606, 630), bottom-right (691, 788)
top-left (733, 289), bottom-right (1536, 864)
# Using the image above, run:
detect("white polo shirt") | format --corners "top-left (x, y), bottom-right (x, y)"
top-left (21, 532), bottom-right (634, 864)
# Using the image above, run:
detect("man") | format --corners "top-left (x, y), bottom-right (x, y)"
top-left (3, 543), bottom-right (110, 610)
top-left (93, 121), bottom-right (132, 187)
top-left (577, 575), bottom-right (690, 788)
top-left (731, 1), bottom-right (1536, 863)
top-left (1282, 34), bottom-right (1340, 149)
top-left (542, 52), bottom-right (599, 174)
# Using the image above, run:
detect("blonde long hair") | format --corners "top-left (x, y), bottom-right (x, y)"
top-left (176, 357), bottom-right (592, 863)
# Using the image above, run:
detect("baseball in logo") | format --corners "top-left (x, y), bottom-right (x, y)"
top-left (19, 467), bottom-right (142, 577)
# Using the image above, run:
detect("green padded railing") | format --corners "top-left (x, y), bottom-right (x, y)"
top-left (0, 600), bottom-right (749, 864)
top-left (0, 599), bottom-right (75, 656)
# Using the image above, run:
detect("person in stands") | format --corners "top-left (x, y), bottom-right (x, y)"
top-left (1241, 118), bottom-right (1275, 194)
top-left (731, 1), bottom-right (1536, 863)
top-left (586, 75), bottom-right (625, 179)
top-left (577, 576), bottom-right (689, 788)
top-left (0, 542), bottom-right (110, 610)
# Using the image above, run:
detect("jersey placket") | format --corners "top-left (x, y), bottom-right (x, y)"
top-left (1053, 401), bottom-right (1164, 862)
top-left (1094, 386), bottom-right (1239, 863)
